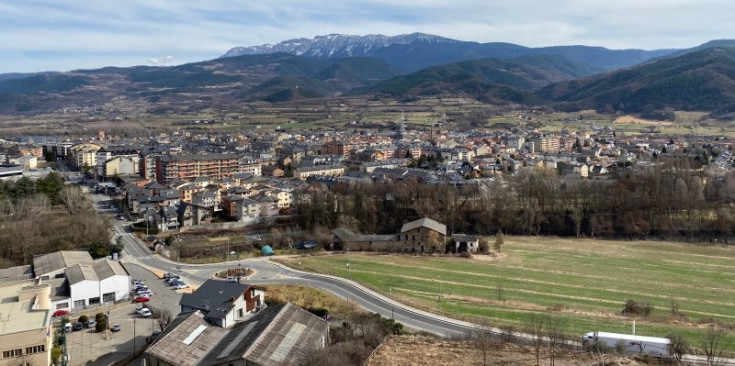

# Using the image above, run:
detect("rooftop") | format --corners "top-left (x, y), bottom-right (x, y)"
top-left (0, 280), bottom-right (51, 336)
top-left (33, 250), bottom-right (94, 277)
top-left (401, 217), bottom-right (447, 235)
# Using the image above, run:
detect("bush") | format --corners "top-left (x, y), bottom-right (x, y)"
top-left (95, 312), bottom-right (105, 322)
top-left (478, 238), bottom-right (489, 253)
top-left (95, 320), bottom-right (107, 333)
top-left (78, 315), bottom-right (88, 324)
top-left (622, 299), bottom-right (653, 317)
top-left (51, 346), bottom-right (62, 363)
top-left (309, 308), bottom-right (329, 319)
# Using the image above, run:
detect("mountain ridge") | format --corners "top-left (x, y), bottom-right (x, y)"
top-left (222, 32), bottom-right (677, 72)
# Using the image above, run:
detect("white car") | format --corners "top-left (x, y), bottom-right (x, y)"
top-left (135, 307), bottom-right (152, 318)
top-left (175, 282), bottom-right (189, 290)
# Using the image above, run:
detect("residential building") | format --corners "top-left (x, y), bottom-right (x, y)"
top-left (293, 164), bottom-right (345, 180)
top-left (179, 280), bottom-right (265, 328)
top-left (0, 280), bottom-right (53, 366)
top-left (155, 154), bottom-right (239, 184)
top-left (70, 142), bottom-right (102, 169)
top-left (41, 141), bottom-right (74, 160)
top-left (449, 234), bottom-right (480, 253)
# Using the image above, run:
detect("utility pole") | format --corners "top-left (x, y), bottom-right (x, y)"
top-left (133, 318), bottom-right (136, 357)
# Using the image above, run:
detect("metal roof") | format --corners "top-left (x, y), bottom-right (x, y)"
top-left (33, 250), bottom-right (93, 276)
top-left (401, 217), bottom-right (447, 235)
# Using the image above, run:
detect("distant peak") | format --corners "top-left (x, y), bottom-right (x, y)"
top-left (220, 32), bottom-right (457, 59)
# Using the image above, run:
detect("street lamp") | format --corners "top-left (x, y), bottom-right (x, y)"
top-left (346, 248), bottom-right (351, 280)
top-left (438, 275), bottom-right (442, 311)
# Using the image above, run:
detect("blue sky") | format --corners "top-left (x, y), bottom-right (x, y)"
top-left (1, 0), bottom-right (733, 73)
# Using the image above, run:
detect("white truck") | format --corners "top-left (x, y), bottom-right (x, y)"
top-left (582, 331), bottom-right (671, 357)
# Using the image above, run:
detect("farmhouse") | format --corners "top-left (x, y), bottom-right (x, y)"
top-left (398, 217), bottom-right (447, 253)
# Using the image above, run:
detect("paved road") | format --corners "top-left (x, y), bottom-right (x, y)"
top-left (89, 190), bottom-right (474, 337)
top-left (90, 192), bottom-right (735, 364)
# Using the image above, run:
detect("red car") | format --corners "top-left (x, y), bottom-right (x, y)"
top-left (134, 296), bottom-right (150, 303)
top-left (52, 310), bottom-right (70, 317)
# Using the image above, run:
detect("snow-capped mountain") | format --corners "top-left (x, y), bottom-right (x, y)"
top-left (221, 33), bottom-right (457, 59)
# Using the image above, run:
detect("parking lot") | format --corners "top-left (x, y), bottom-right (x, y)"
top-left (65, 303), bottom-right (158, 366)
top-left (63, 264), bottom-right (183, 366)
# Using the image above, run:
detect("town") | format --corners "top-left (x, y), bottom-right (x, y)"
top-left (0, 107), bottom-right (733, 366)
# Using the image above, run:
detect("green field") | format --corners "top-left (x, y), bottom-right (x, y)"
top-left (278, 237), bottom-right (735, 352)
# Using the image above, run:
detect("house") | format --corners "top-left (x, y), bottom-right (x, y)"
top-left (398, 217), bottom-right (447, 253)
top-left (179, 279), bottom-right (265, 328)
top-left (145, 303), bottom-right (328, 366)
top-left (0, 280), bottom-right (53, 366)
top-left (449, 234), bottom-right (480, 253)
top-left (178, 202), bottom-right (214, 228)
top-left (236, 198), bottom-right (262, 225)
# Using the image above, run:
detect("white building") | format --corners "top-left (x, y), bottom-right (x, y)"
top-left (58, 259), bottom-right (130, 311)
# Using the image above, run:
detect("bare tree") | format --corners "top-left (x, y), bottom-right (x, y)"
top-left (472, 318), bottom-right (496, 366)
top-left (701, 325), bottom-right (726, 366)
top-left (156, 309), bottom-right (173, 331)
top-left (494, 231), bottom-right (504, 253)
top-left (545, 314), bottom-right (566, 366)
top-left (667, 332), bottom-right (690, 365)
top-left (58, 185), bottom-right (93, 215)
top-left (526, 313), bottom-right (546, 366)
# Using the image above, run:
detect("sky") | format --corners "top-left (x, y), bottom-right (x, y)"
top-left (1, 0), bottom-right (733, 73)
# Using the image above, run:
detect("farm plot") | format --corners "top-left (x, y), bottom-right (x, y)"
top-left (278, 237), bottom-right (735, 351)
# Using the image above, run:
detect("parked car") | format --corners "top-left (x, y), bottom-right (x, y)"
top-left (137, 290), bottom-right (153, 297)
top-left (53, 309), bottom-right (71, 317)
top-left (134, 296), bottom-right (150, 303)
top-left (225, 276), bottom-right (237, 283)
top-left (72, 322), bottom-right (83, 331)
top-left (135, 287), bottom-right (150, 294)
top-left (86, 319), bottom-right (97, 328)
top-left (175, 282), bottom-right (189, 290)
top-left (136, 307), bottom-right (152, 318)
top-left (111, 324), bottom-right (121, 332)
top-left (165, 277), bottom-right (180, 285)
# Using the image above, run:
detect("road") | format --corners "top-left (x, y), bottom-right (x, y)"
top-left (90, 192), bottom-right (474, 337)
top-left (91, 192), bottom-right (735, 365)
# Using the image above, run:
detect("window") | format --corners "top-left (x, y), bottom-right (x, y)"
top-left (25, 345), bottom-right (44, 354)
top-left (103, 292), bottom-right (115, 303)
top-left (73, 300), bottom-right (85, 310)
top-left (56, 303), bottom-right (69, 309)
top-left (2, 349), bottom-right (22, 358)
top-left (88, 297), bottom-right (100, 305)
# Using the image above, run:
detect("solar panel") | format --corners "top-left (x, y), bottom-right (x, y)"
top-left (182, 325), bottom-right (207, 345)
top-left (270, 323), bottom-right (306, 362)
top-left (218, 321), bottom-right (258, 358)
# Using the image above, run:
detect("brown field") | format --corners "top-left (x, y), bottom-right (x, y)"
top-left (613, 116), bottom-right (674, 126)
top-left (366, 336), bottom-right (605, 366)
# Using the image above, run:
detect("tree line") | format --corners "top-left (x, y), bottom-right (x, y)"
top-left (296, 159), bottom-right (735, 240)
top-left (0, 173), bottom-right (111, 268)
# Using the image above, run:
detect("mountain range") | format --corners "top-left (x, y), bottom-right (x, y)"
top-left (222, 32), bottom-right (674, 72)
top-left (1, 33), bottom-right (734, 117)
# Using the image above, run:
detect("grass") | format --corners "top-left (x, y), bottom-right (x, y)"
top-left (276, 237), bottom-right (735, 352)
top-left (264, 284), bottom-right (355, 319)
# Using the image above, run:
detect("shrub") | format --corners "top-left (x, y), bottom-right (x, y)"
top-left (622, 299), bottom-right (653, 317)
top-left (478, 238), bottom-right (489, 253)
top-left (95, 312), bottom-right (105, 322)
top-left (95, 320), bottom-right (107, 333)
top-left (51, 346), bottom-right (62, 363)
top-left (459, 251), bottom-right (472, 258)
top-left (78, 315), bottom-right (88, 324)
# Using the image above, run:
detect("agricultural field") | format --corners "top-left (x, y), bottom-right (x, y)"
top-left (278, 237), bottom-right (735, 352)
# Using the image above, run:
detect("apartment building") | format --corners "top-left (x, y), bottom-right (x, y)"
top-left (0, 280), bottom-right (53, 366)
top-left (293, 164), bottom-right (345, 180)
top-left (155, 154), bottom-right (239, 184)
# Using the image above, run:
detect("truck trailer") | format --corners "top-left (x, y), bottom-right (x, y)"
top-left (582, 331), bottom-right (671, 357)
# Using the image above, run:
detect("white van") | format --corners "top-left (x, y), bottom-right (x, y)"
top-left (64, 322), bottom-right (72, 333)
